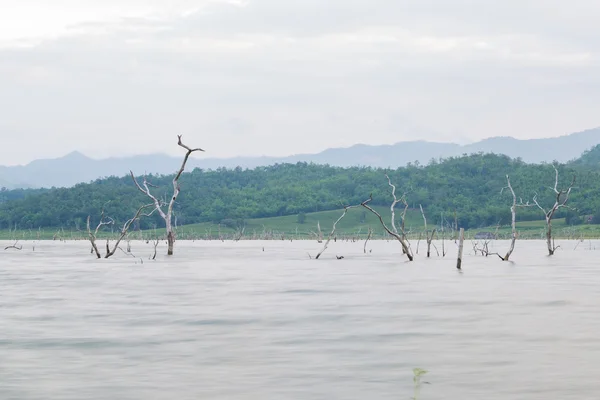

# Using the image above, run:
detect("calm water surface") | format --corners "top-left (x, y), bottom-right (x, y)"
top-left (1, 239), bottom-right (600, 399)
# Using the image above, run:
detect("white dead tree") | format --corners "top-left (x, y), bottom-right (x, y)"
top-left (87, 205), bottom-right (113, 258)
top-left (364, 227), bottom-right (372, 254)
top-left (532, 166), bottom-right (576, 256)
top-left (131, 135), bottom-right (204, 255)
top-left (440, 212), bottom-right (447, 257)
top-left (496, 175), bottom-right (529, 261)
top-left (419, 204), bottom-right (437, 258)
top-left (500, 176), bottom-right (518, 260)
top-left (313, 221), bottom-right (324, 243)
top-left (475, 177), bottom-right (520, 261)
top-left (87, 203), bottom-right (155, 259)
top-left (315, 204), bottom-right (358, 259)
top-left (361, 195), bottom-right (413, 261)
top-left (385, 175), bottom-right (412, 255)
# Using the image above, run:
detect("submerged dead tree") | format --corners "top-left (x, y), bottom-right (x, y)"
top-left (532, 166), bottom-right (576, 256)
top-left (385, 175), bottom-right (412, 255)
top-left (315, 204), bottom-right (358, 259)
top-left (361, 195), bottom-right (413, 261)
top-left (87, 203), bottom-right (155, 259)
top-left (419, 205), bottom-right (437, 258)
top-left (131, 135), bottom-right (204, 256)
top-left (364, 227), bottom-right (372, 254)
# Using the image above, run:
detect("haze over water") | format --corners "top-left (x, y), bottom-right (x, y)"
top-left (2, 240), bottom-right (600, 399)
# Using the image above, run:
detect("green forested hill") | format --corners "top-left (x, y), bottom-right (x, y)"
top-left (1, 153), bottom-right (599, 231)
top-left (571, 144), bottom-right (600, 168)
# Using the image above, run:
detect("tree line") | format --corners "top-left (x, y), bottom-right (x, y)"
top-left (2, 151), bottom-right (600, 231)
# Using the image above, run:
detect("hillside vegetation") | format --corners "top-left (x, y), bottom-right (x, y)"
top-left (1, 152), bottom-right (600, 233)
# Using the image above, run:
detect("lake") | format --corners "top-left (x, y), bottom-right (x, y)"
top-left (1, 239), bottom-right (600, 399)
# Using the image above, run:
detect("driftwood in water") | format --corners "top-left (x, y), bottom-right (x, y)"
top-left (4, 240), bottom-right (22, 251)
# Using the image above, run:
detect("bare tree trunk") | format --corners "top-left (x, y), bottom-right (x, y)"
top-left (419, 204), bottom-right (436, 258)
top-left (317, 221), bottom-right (323, 243)
top-left (361, 195), bottom-right (413, 261)
top-left (316, 205), bottom-right (357, 259)
top-left (364, 227), bottom-right (372, 254)
top-left (532, 166), bottom-right (575, 256)
top-left (502, 175), bottom-right (518, 261)
top-left (456, 228), bottom-right (464, 269)
top-left (87, 206), bottom-right (113, 259)
top-left (131, 135), bottom-right (204, 256)
top-left (441, 212), bottom-right (446, 257)
top-left (152, 237), bottom-right (159, 260)
top-left (385, 175), bottom-right (413, 257)
top-left (454, 210), bottom-right (458, 241)
top-left (546, 218), bottom-right (554, 255)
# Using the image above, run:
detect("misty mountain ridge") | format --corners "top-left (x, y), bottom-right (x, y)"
top-left (1, 127), bottom-right (599, 189)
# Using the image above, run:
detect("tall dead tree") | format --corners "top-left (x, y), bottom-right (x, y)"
top-left (532, 166), bottom-right (576, 256)
top-left (131, 135), bottom-right (204, 255)
top-left (361, 195), bottom-right (413, 261)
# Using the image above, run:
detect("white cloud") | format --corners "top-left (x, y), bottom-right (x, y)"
top-left (0, 0), bottom-right (599, 165)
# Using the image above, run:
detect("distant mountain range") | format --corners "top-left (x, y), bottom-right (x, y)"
top-left (1, 127), bottom-right (599, 189)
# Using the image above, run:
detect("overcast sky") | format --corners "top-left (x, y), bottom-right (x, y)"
top-left (1, 0), bottom-right (599, 165)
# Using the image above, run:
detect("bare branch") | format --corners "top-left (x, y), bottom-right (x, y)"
top-left (4, 240), bottom-right (22, 251)
top-left (315, 204), bottom-right (359, 259)
top-left (361, 195), bottom-right (413, 261)
top-left (104, 203), bottom-right (156, 258)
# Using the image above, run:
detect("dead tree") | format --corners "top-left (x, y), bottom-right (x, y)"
top-left (385, 175), bottom-right (412, 255)
top-left (315, 204), bottom-right (358, 259)
top-left (440, 212), bottom-right (447, 257)
top-left (131, 135), bottom-right (204, 255)
top-left (456, 228), bottom-right (465, 269)
top-left (87, 203), bottom-right (155, 259)
top-left (495, 175), bottom-right (531, 261)
top-left (532, 166), bottom-right (576, 256)
top-left (361, 195), bottom-right (413, 261)
top-left (364, 227), bottom-right (372, 254)
top-left (151, 237), bottom-right (160, 260)
top-left (315, 221), bottom-right (324, 243)
top-left (419, 204), bottom-right (437, 257)
top-left (87, 205), bottom-right (114, 259)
